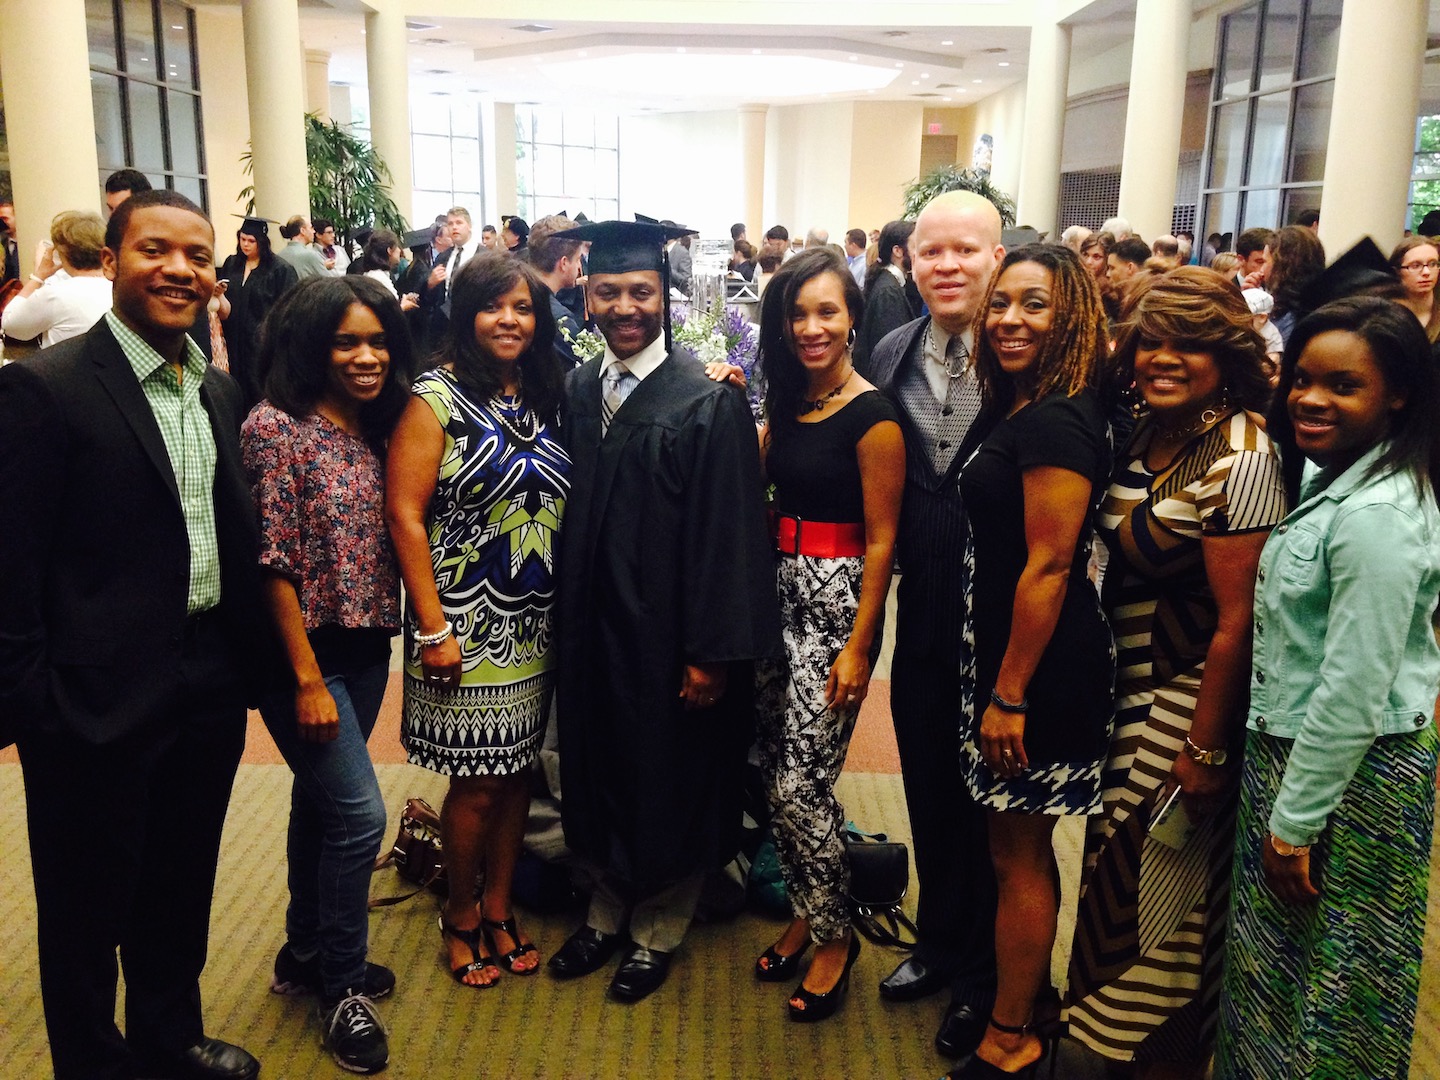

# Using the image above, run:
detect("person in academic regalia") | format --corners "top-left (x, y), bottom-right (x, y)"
top-left (217, 216), bottom-right (298, 407)
top-left (545, 218), bottom-right (782, 1003)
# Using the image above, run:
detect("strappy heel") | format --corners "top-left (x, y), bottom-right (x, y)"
top-left (439, 915), bottom-right (499, 988)
top-left (941, 1017), bottom-right (1049, 1079)
top-left (755, 937), bottom-right (812, 982)
top-left (482, 914), bottom-right (540, 975)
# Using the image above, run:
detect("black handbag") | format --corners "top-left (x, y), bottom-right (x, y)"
top-left (845, 825), bottom-right (918, 949)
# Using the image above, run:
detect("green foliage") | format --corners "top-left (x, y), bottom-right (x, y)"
top-left (239, 114), bottom-right (408, 254)
top-left (901, 164), bottom-right (1017, 227)
top-left (1413, 115), bottom-right (1440, 230)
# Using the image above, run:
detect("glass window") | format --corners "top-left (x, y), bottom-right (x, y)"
top-left (122, 0), bottom-right (158, 79)
top-left (596, 198), bottom-right (619, 221)
top-left (128, 80), bottom-right (166, 171)
top-left (595, 114), bottom-right (619, 149)
top-left (1288, 80), bottom-right (1332, 184)
top-left (1218, 4), bottom-right (1258, 100)
top-left (1205, 191), bottom-right (1241, 241)
top-left (452, 139), bottom-right (481, 192)
top-left (1248, 92), bottom-right (1290, 187)
top-left (1298, 0), bottom-right (1343, 81)
top-left (564, 146), bottom-right (594, 198)
top-left (1209, 100), bottom-right (1250, 190)
top-left (1257, 0), bottom-right (1300, 92)
top-left (167, 90), bottom-right (200, 175)
top-left (161, 0), bottom-right (193, 87)
top-left (564, 112), bottom-right (593, 146)
top-left (412, 134), bottom-right (452, 181)
top-left (87, 0), bottom-right (119, 69)
top-left (91, 71), bottom-right (127, 168)
top-left (172, 174), bottom-right (203, 203)
top-left (412, 96), bottom-right (450, 136)
top-left (534, 144), bottom-right (563, 197)
top-left (595, 149), bottom-right (619, 199)
top-left (452, 102), bottom-right (479, 139)
top-left (1241, 188), bottom-right (1280, 231)
top-left (533, 106), bottom-right (562, 145)
top-left (1282, 187), bottom-right (1322, 228)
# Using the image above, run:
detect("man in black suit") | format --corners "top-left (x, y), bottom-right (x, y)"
top-left (868, 190), bottom-right (1005, 1063)
top-left (0, 189), bottom-right (271, 1080)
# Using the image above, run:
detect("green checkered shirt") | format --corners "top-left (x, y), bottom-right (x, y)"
top-left (106, 312), bottom-right (222, 613)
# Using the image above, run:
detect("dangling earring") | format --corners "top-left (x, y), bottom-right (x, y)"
top-left (846, 326), bottom-right (857, 350)
top-left (1200, 387), bottom-right (1231, 426)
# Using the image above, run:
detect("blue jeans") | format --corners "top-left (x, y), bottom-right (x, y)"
top-left (260, 659), bottom-right (390, 999)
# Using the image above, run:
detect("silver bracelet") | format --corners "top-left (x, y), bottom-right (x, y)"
top-left (413, 620), bottom-right (453, 647)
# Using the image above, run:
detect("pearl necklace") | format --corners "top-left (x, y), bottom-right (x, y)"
top-left (491, 394), bottom-right (538, 445)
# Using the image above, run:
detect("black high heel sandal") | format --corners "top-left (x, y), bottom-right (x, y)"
top-left (482, 914), bottom-right (540, 975)
top-left (786, 934), bottom-right (860, 1023)
top-left (755, 937), bottom-right (812, 982)
top-left (439, 915), bottom-right (499, 989)
top-left (941, 1017), bottom-right (1048, 1079)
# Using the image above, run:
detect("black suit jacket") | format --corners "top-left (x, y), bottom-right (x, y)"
top-left (0, 319), bottom-right (272, 747)
top-left (855, 269), bottom-right (917, 377)
top-left (871, 317), bottom-right (993, 662)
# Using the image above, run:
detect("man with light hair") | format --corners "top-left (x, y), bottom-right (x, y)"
top-left (1060, 225), bottom-right (1092, 253)
top-left (1100, 215), bottom-right (1132, 241)
top-left (526, 214), bottom-right (587, 366)
top-left (869, 189), bottom-right (1004, 1063)
top-left (804, 227), bottom-right (829, 249)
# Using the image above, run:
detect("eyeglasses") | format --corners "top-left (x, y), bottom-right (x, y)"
top-left (1400, 260), bottom-right (1440, 272)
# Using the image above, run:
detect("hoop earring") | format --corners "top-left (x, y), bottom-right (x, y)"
top-left (847, 327), bottom-right (857, 349)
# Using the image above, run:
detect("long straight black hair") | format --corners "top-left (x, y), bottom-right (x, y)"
top-left (258, 275), bottom-right (415, 450)
top-left (759, 248), bottom-right (864, 442)
top-left (1266, 295), bottom-right (1440, 506)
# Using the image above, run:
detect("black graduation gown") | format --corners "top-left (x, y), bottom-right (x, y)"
top-left (556, 348), bottom-right (781, 892)
top-left (219, 254), bottom-right (297, 407)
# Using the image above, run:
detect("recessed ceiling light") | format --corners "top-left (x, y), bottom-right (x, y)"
top-left (512, 23), bottom-right (554, 33)
top-left (958, 87), bottom-right (968, 93)
top-left (171, 24), bottom-right (183, 30)
top-left (405, 20), bottom-right (439, 31)
top-left (911, 79), bottom-right (919, 85)
top-left (941, 40), bottom-right (953, 46)
top-left (972, 78), bottom-right (983, 83)
top-left (848, 55), bottom-right (858, 61)
top-left (921, 72), bottom-right (930, 78)
top-left (894, 62), bottom-right (904, 68)
top-left (943, 97), bottom-right (952, 102)
top-left (998, 61), bottom-right (1010, 67)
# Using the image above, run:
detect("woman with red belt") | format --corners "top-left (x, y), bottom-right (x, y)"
top-left (751, 248), bottom-right (905, 1022)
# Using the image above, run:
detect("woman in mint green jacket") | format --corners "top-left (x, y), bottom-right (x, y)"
top-left (1216, 296), bottom-right (1440, 1080)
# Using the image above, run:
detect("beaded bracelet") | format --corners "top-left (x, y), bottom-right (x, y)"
top-left (990, 688), bottom-right (1029, 714)
top-left (413, 621), bottom-right (454, 647)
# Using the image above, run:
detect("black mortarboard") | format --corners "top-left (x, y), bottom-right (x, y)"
top-left (231, 214), bottom-right (279, 238)
top-left (402, 226), bottom-right (434, 249)
top-left (553, 217), bottom-right (699, 351)
top-left (1303, 237), bottom-right (1401, 310)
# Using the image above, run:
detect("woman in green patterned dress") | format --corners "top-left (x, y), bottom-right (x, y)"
top-left (386, 254), bottom-right (571, 988)
top-left (1215, 296), bottom-right (1440, 1078)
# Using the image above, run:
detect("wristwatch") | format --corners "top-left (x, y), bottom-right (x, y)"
top-left (1269, 834), bottom-right (1311, 858)
top-left (1182, 736), bottom-right (1227, 766)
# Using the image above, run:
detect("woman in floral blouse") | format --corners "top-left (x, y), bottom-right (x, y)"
top-left (241, 275), bottom-right (413, 1074)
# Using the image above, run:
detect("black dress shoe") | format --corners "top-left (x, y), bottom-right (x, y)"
top-left (878, 955), bottom-right (949, 1002)
top-left (608, 946), bottom-right (672, 1002)
top-left (136, 1038), bottom-right (260, 1080)
top-left (935, 1002), bottom-right (989, 1059)
top-left (547, 925), bottom-right (622, 979)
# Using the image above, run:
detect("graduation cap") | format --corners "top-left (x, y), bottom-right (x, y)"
top-left (552, 217), bottom-right (699, 350)
top-left (230, 214), bottom-right (279, 239)
top-left (1302, 237), bottom-right (1400, 311)
top-left (402, 226), bottom-right (435, 249)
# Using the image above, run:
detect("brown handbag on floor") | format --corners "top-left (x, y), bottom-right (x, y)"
top-left (370, 797), bottom-right (447, 909)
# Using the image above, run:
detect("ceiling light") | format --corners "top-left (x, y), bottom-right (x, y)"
top-left (884, 30), bottom-right (909, 38)
top-left (405, 20), bottom-right (439, 31)
top-left (894, 62), bottom-right (904, 68)
top-left (941, 40), bottom-right (953, 46)
top-left (972, 78), bottom-right (983, 83)
top-left (848, 55), bottom-right (858, 61)
top-left (512, 23), bottom-right (554, 33)
top-left (921, 72), bottom-right (930, 78)
top-left (943, 97), bottom-right (952, 102)
top-left (998, 61), bottom-right (1010, 67)
top-left (171, 24), bottom-right (183, 30)
top-left (911, 79), bottom-right (919, 85)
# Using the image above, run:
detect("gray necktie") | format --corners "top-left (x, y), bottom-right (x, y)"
top-left (944, 333), bottom-right (969, 377)
top-left (601, 363), bottom-right (637, 435)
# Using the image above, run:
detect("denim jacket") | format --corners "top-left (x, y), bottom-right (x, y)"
top-left (1247, 443), bottom-right (1440, 846)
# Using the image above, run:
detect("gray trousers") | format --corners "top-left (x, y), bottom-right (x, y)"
top-left (584, 866), bottom-right (706, 953)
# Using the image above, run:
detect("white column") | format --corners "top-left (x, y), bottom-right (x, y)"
top-left (1318, 0), bottom-right (1427, 255)
top-left (241, 0), bottom-right (311, 218)
top-left (305, 49), bottom-right (332, 123)
top-left (1116, 0), bottom-right (1191, 242)
top-left (0, 0), bottom-right (100, 273)
top-left (365, 6), bottom-right (414, 225)
top-left (492, 102), bottom-right (518, 223)
top-left (738, 105), bottom-right (768, 241)
top-left (1016, 6), bottom-right (1072, 238)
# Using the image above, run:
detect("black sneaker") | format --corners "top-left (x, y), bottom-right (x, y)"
top-left (320, 992), bottom-right (389, 1075)
top-left (271, 943), bottom-right (396, 1000)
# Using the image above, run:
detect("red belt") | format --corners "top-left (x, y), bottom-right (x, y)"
top-left (770, 511), bottom-right (866, 558)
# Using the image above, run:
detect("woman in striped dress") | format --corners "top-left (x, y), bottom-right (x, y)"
top-left (1067, 269), bottom-right (1286, 1076)
top-left (1215, 297), bottom-right (1440, 1079)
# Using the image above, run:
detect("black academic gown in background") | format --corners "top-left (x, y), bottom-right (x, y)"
top-left (556, 348), bottom-right (781, 893)
top-left (219, 254), bottom-right (297, 407)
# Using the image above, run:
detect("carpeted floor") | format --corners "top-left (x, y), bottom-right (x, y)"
top-left (4, 669), bottom-right (1440, 1077)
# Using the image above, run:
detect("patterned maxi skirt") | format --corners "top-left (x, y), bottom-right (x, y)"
top-left (1066, 670), bottom-right (1235, 1064)
top-left (1214, 724), bottom-right (1439, 1080)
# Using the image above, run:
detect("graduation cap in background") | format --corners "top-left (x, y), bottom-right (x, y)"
top-left (553, 216), bottom-right (699, 350)
top-left (230, 214), bottom-right (279, 239)
top-left (1302, 237), bottom-right (1401, 311)
top-left (401, 226), bottom-right (435, 250)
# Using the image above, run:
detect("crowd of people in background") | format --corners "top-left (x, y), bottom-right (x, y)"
top-left (2, 168), bottom-right (1440, 1080)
